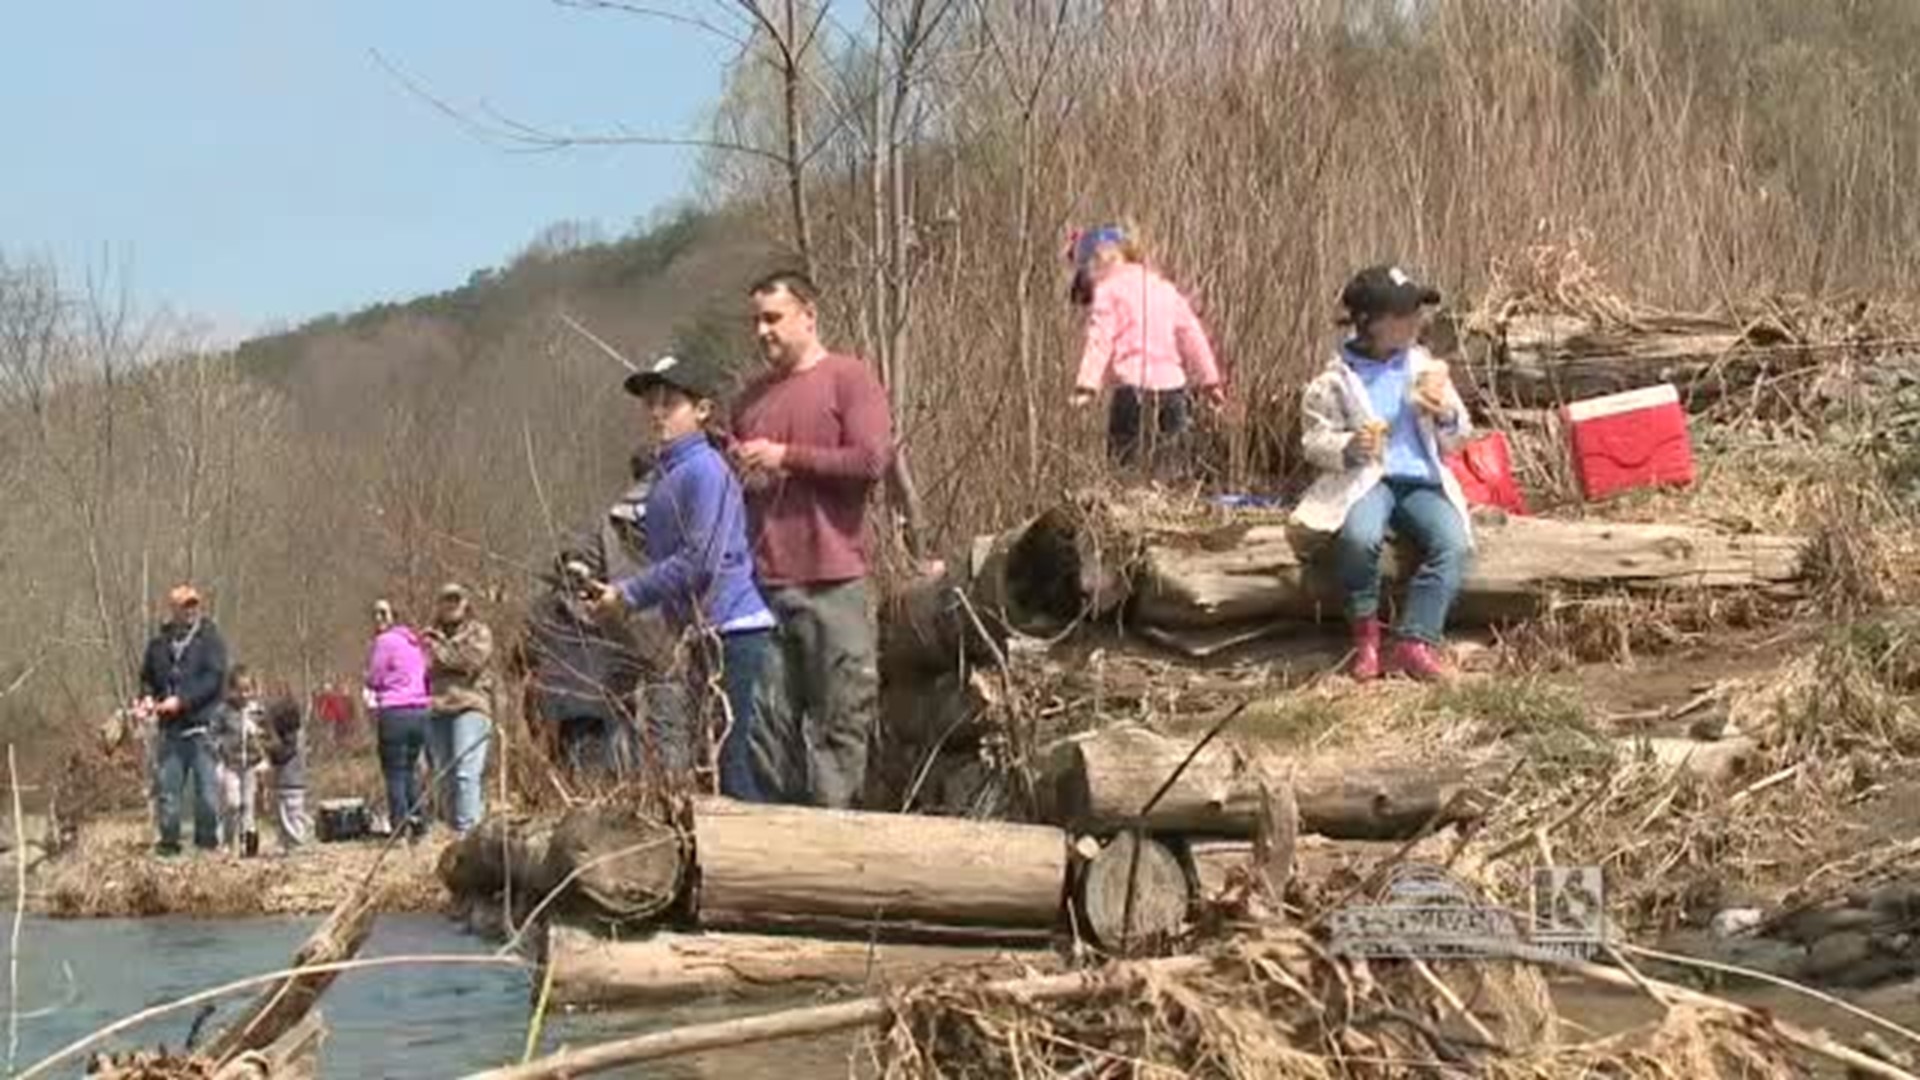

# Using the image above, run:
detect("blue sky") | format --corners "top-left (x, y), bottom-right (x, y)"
top-left (0, 2), bottom-right (727, 335)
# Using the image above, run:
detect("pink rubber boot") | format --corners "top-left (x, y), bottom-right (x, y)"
top-left (1348, 618), bottom-right (1384, 682)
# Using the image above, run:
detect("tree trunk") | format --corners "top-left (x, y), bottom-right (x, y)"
top-left (1039, 725), bottom-right (1490, 841)
top-left (692, 797), bottom-right (1067, 936)
top-left (542, 926), bottom-right (1056, 1007)
top-left (1075, 832), bottom-right (1190, 951)
top-left (1127, 513), bottom-right (1804, 629)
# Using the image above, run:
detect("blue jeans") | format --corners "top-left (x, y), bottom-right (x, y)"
top-left (1333, 479), bottom-right (1471, 644)
top-left (714, 629), bottom-right (772, 802)
top-left (154, 726), bottom-right (220, 851)
top-left (376, 707), bottom-right (430, 833)
top-left (425, 710), bottom-right (492, 834)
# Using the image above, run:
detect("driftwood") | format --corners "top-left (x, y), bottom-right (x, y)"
top-left (88, 1011), bottom-right (328, 1080)
top-left (468, 953), bottom-right (1223, 1080)
top-left (1075, 832), bottom-right (1190, 950)
top-left (692, 797), bottom-right (1068, 938)
top-left (542, 925), bottom-right (1056, 1007)
top-left (1459, 309), bottom-right (1800, 410)
top-left (1131, 514), bottom-right (1805, 629)
top-left (1041, 725), bottom-right (1491, 842)
top-left (199, 884), bottom-right (378, 1064)
top-left (208, 1011), bottom-right (327, 1080)
top-left (471, 936), bottom-right (1910, 1080)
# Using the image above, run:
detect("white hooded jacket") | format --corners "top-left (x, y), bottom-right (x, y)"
top-left (1289, 346), bottom-right (1475, 542)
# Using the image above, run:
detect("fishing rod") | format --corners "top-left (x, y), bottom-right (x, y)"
top-left (556, 310), bottom-right (640, 373)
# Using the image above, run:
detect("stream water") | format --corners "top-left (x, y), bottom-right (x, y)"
top-left (9, 911), bottom-right (1920, 1077)
top-left (0, 912), bottom-right (856, 1079)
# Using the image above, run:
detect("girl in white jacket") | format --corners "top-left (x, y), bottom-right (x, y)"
top-left (1291, 266), bottom-right (1472, 681)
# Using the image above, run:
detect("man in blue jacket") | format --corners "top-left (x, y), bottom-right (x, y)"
top-left (137, 584), bottom-right (229, 854)
top-left (592, 349), bottom-right (774, 801)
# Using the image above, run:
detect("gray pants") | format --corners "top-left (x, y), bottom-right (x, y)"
top-left (750, 580), bottom-right (880, 808)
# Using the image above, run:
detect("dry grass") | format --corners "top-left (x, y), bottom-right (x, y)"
top-left (873, 927), bottom-right (1797, 1079)
top-left (36, 815), bottom-right (444, 919)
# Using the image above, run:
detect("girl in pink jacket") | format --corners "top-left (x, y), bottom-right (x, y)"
top-left (1068, 224), bottom-right (1225, 467)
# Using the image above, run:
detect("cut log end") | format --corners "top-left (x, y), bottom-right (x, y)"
top-left (1077, 832), bottom-right (1190, 951)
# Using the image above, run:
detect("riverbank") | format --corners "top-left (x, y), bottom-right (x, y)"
top-left (34, 814), bottom-right (445, 918)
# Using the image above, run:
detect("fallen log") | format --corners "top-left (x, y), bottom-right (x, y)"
top-left (692, 797), bottom-right (1068, 938)
top-left (543, 925), bottom-right (1057, 1007)
top-left (437, 815), bottom-right (564, 904)
top-left (1041, 725), bottom-right (1493, 842)
top-left (1129, 513), bottom-right (1805, 629)
top-left (439, 809), bottom-right (687, 929)
top-left (541, 805), bottom-right (686, 928)
top-left (878, 560), bottom-right (1005, 677)
top-left (1458, 309), bottom-right (1801, 410)
top-left (1075, 832), bottom-right (1190, 950)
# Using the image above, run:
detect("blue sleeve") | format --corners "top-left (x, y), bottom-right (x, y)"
top-left (618, 457), bottom-right (732, 615)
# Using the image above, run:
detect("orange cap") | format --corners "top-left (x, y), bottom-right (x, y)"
top-left (167, 584), bottom-right (202, 608)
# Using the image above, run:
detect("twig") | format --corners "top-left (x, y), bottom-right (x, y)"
top-left (1409, 959), bottom-right (1499, 1048)
top-left (7, 746), bottom-right (24, 1074)
top-left (1617, 941), bottom-right (1920, 1050)
top-left (1121, 703), bottom-right (1250, 949)
top-left (17, 955), bottom-right (526, 1080)
top-left (523, 950), bottom-right (559, 1063)
top-left (1728, 763), bottom-right (1801, 805)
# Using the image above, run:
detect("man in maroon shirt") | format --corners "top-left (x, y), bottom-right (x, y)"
top-left (731, 270), bottom-right (893, 808)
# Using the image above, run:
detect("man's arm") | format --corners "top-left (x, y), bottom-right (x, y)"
top-left (779, 364), bottom-right (893, 482)
top-left (428, 623), bottom-right (492, 675)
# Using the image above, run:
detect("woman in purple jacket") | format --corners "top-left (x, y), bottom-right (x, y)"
top-left (364, 598), bottom-right (433, 838)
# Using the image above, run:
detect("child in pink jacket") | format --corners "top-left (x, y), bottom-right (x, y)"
top-left (1068, 223), bottom-right (1226, 467)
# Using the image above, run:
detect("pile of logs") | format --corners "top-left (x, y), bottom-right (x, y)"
top-left (440, 719), bottom-right (1565, 1008)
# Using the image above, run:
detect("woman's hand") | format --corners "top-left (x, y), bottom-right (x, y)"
top-left (1070, 388), bottom-right (1097, 409)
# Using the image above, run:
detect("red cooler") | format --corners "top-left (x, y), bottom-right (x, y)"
top-left (1562, 384), bottom-right (1695, 501)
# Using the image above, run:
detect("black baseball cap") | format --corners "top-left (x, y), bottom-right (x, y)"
top-left (624, 351), bottom-right (727, 401)
top-left (1340, 265), bottom-right (1442, 318)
